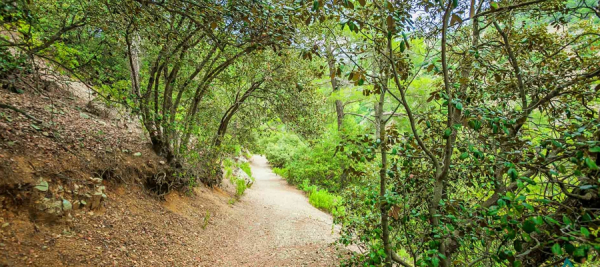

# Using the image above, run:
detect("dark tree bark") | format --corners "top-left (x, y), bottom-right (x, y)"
top-left (213, 79), bottom-right (265, 147)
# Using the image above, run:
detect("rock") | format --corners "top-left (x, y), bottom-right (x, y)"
top-left (31, 198), bottom-right (64, 223)
top-left (85, 98), bottom-right (111, 118)
top-left (159, 161), bottom-right (165, 165)
top-left (234, 168), bottom-right (254, 187)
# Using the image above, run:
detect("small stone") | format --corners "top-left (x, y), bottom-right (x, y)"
top-left (159, 161), bottom-right (165, 165)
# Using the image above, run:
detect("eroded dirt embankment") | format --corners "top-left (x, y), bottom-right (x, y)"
top-left (0, 66), bottom-right (344, 266)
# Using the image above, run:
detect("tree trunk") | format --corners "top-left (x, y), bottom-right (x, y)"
top-left (326, 44), bottom-right (344, 131)
top-left (375, 90), bottom-right (392, 267)
top-left (213, 79), bottom-right (264, 147)
top-left (127, 33), bottom-right (141, 99)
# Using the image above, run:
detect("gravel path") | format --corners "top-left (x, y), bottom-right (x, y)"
top-left (197, 155), bottom-right (342, 266)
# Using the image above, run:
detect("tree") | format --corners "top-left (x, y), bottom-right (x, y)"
top-left (307, 0), bottom-right (600, 265)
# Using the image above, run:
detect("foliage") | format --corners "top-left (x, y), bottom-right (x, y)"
top-left (308, 188), bottom-right (339, 213)
top-left (235, 179), bottom-right (247, 198)
top-left (239, 162), bottom-right (252, 178)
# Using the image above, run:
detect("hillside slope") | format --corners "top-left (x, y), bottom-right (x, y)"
top-left (0, 66), bottom-right (343, 266)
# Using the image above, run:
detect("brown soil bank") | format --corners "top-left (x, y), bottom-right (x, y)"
top-left (0, 70), bottom-right (344, 266)
top-left (0, 156), bottom-right (344, 266)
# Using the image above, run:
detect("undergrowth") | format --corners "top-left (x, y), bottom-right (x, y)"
top-left (223, 155), bottom-right (254, 200)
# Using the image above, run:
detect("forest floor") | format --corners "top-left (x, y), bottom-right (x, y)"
top-left (0, 62), bottom-right (345, 266)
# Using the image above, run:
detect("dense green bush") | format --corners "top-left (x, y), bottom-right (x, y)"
top-left (308, 188), bottom-right (339, 213)
top-left (260, 130), bottom-right (351, 191)
top-left (259, 130), bottom-right (306, 167)
top-left (235, 179), bottom-right (247, 197)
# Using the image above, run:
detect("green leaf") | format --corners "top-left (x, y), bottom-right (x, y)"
top-left (443, 128), bottom-right (452, 139)
top-left (585, 157), bottom-right (599, 170)
top-left (513, 239), bottom-right (523, 252)
top-left (455, 102), bottom-right (463, 110)
top-left (34, 179), bottom-right (49, 192)
top-left (522, 219), bottom-right (536, 234)
top-left (551, 243), bottom-right (562, 255)
top-left (452, 0), bottom-right (458, 8)
top-left (31, 123), bottom-right (41, 130)
top-left (312, 0), bottom-right (319, 11)
top-left (431, 256), bottom-right (440, 267)
top-left (490, 2), bottom-right (499, 9)
top-left (581, 227), bottom-right (590, 238)
top-left (564, 243), bottom-right (576, 254)
top-left (589, 146), bottom-right (600, 152)
top-left (522, 203), bottom-right (534, 212)
top-left (507, 168), bottom-right (518, 180)
top-left (563, 215), bottom-right (572, 226)
top-left (544, 216), bottom-right (559, 225)
top-left (459, 152), bottom-right (468, 160)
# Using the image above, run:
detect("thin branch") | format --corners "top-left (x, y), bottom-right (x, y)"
top-left (0, 103), bottom-right (43, 124)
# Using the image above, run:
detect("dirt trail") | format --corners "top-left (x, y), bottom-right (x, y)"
top-left (197, 155), bottom-right (341, 266)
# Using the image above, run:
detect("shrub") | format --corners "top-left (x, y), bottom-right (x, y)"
top-left (300, 178), bottom-right (317, 193)
top-left (225, 167), bottom-right (234, 184)
top-left (223, 158), bottom-right (234, 168)
top-left (308, 188), bottom-right (339, 213)
top-left (239, 162), bottom-right (252, 177)
top-left (235, 178), bottom-right (247, 197)
top-left (273, 167), bottom-right (288, 177)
